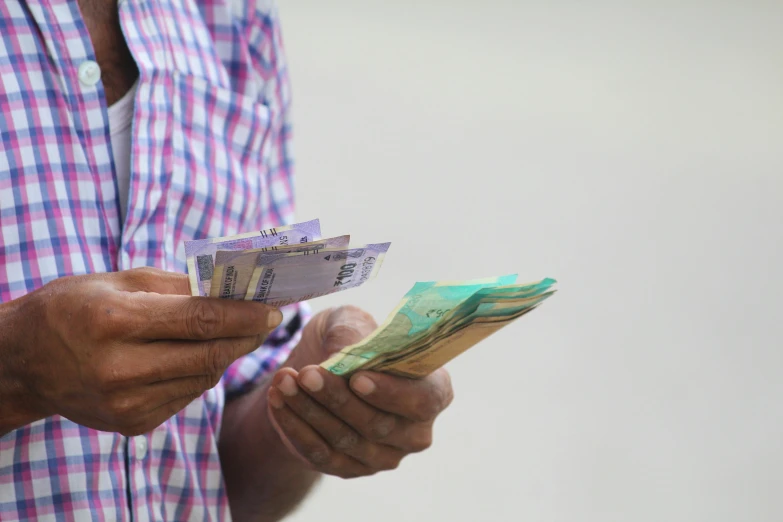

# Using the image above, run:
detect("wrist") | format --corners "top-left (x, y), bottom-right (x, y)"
top-left (0, 294), bottom-right (50, 435)
top-left (221, 376), bottom-right (320, 522)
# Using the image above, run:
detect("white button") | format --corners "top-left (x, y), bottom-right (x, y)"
top-left (135, 437), bottom-right (148, 460)
top-left (77, 60), bottom-right (101, 87)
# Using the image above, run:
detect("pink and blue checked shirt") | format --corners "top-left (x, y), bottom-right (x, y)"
top-left (0, 0), bottom-right (306, 519)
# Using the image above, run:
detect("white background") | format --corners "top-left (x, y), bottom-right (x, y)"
top-left (280, 1), bottom-right (783, 521)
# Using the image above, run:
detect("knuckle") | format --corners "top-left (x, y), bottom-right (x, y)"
top-left (412, 385), bottom-right (450, 422)
top-left (300, 401), bottom-right (325, 422)
top-left (409, 429), bottom-right (433, 453)
top-left (187, 300), bottom-right (223, 339)
top-left (305, 446), bottom-right (331, 467)
top-left (278, 411), bottom-right (298, 432)
top-left (409, 401), bottom-right (437, 423)
top-left (93, 362), bottom-right (122, 393)
top-left (324, 325), bottom-right (363, 349)
top-left (127, 267), bottom-right (185, 295)
top-left (122, 267), bottom-right (153, 287)
top-left (107, 395), bottom-right (138, 418)
top-left (381, 455), bottom-right (402, 471)
top-left (81, 301), bottom-right (117, 342)
top-left (437, 370), bottom-right (455, 409)
top-left (433, 384), bottom-right (452, 414)
top-left (324, 387), bottom-right (350, 410)
top-left (331, 428), bottom-right (360, 451)
top-left (366, 412), bottom-right (397, 441)
top-left (202, 341), bottom-right (231, 375)
top-left (133, 266), bottom-right (159, 277)
top-left (334, 305), bottom-right (378, 330)
top-left (443, 385), bottom-right (455, 409)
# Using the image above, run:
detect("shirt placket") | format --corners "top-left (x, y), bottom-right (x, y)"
top-left (115, 0), bottom-right (175, 273)
top-left (24, 0), bottom-right (121, 267)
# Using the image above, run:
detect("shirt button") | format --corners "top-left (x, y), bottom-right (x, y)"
top-left (77, 60), bottom-right (101, 87)
top-left (135, 437), bottom-right (148, 460)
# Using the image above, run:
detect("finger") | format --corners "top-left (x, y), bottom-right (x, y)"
top-left (96, 374), bottom-right (218, 429)
top-left (144, 335), bottom-right (267, 380)
top-left (131, 374), bottom-right (221, 414)
top-left (103, 335), bottom-right (266, 387)
top-left (123, 292), bottom-right (283, 341)
top-left (122, 392), bottom-right (203, 436)
top-left (267, 387), bottom-right (375, 479)
top-left (348, 368), bottom-right (454, 423)
top-left (294, 366), bottom-right (433, 452)
top-left (271, 369), bottom-right (404, 470)
top-left (73, 382), bottom-right (205, 437)
top-left (116, 267), bottom-right (191, 295)
top-left (323, 305), bottom-right (377, 355)
top-left (319, 305), bottom-right (378, 355)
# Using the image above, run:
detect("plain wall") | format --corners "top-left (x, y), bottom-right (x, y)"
top-left (279, 1), bottom-right (783, 521)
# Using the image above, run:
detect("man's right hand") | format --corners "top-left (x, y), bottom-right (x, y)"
top-left (0, 267), bottom-right (282, 437)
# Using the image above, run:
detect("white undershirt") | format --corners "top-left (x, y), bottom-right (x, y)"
top-left (107, 81), bottom-right (138, 224)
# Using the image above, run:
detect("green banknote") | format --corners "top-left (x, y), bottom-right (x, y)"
top-left (370, 285), bottom-right (556, 377)
top-left (321, 276), bottom-right (556, 377)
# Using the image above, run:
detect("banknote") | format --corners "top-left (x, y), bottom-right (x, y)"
top-left (328, 290), bottom-right (554, 377)
top-left (370, 287), bottom-right (554, 366)
top-left (210, 235), bottom-right (351, 300)
top-left (184, 219), bottom-right (321, 296)
top-left (359, 287), bottom-right (554, 376)
top-left (244, 243), bottom-right (391, 306)
top-left (321, 275), bottom-right (520, 375)
top-left (322, 277), bottom-right (556, 377)
top-left (373, 291), bottom-right (555, 377)
top-left (435, 280), bottom-right (557, 331)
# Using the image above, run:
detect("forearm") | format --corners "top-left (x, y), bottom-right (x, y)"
top-left (220, 378), bottom-right (320, 522)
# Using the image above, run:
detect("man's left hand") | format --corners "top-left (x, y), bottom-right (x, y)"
top-left (266, 306), bottom-right (454, 478)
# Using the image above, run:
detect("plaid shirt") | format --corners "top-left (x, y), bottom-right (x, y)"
top-left (0, 0), bottom-right (306, 519)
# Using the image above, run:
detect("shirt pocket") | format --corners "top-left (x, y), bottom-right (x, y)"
top-left (166, 72), bottom-right (273, 250)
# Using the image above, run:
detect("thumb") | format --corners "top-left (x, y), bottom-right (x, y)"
top-left (287, 306), bottom-right (378, 369)
top-left (321, 305), bottom-right (378, 355)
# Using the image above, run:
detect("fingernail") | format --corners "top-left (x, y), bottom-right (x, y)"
top-left (268, 309), bottom-right (283, 329)
top-left (351, 375), bottom-right (376, 396)
top-left (277, 374), bottom-right (298, 397)
top-left (300, 369), bottom-right (324, 393)
top-left (268, 388), bottom-right (284, 409)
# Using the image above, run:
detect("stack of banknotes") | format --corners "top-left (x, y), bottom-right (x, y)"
top-left (185, 219), bottom-right (389, 306)
top-left (320, 276), bottom-right (556, 378)
top-left (185, 219), bottom-right (556, 378)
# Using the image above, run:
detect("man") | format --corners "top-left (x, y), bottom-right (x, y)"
top-left (0, 0), bottom-right (454, 520)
